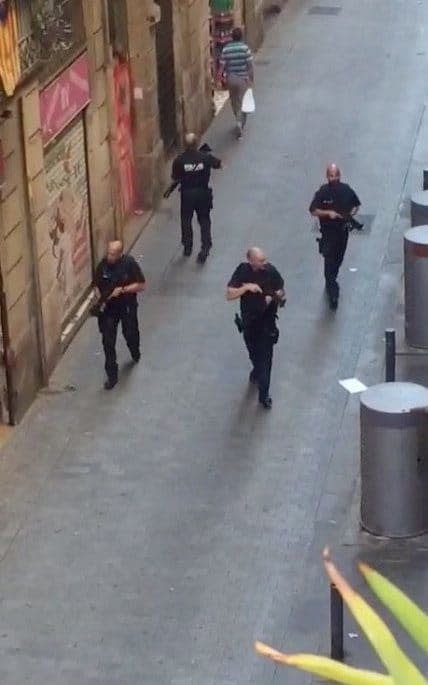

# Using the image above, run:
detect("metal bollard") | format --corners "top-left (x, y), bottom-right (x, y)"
top-left (330, 584), bottom-right (344, 661)
top-left (424, 169), bottom-right (428, 191)
top-left (385, 329), bottom-right (396, 382)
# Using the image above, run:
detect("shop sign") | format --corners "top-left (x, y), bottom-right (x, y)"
top-left (40, 53), bottom-right (90, 146)
top-left (45, 117), bottom-right (92, 324)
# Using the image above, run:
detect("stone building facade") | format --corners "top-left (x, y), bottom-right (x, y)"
top-left (244, 0), bottom-right (264, 50)
top-left (0, 0), bottom-right (265, 424)
top-left (0, 0), bottom-right (115, 423)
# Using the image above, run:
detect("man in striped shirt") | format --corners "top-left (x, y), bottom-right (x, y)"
top-left (220, 27), bottom-right (254, 138)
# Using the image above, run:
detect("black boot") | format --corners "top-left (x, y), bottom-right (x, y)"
top-left (259, 396), bottom-right (273, 409)
top-left (104, 376), bottom-right (118, 390)
top-left (197, 249), bottom-right (209, 264)
top-left (249, 369), bottom-right (258, 385)
top-left (329, 295), bottom-right (338, 310)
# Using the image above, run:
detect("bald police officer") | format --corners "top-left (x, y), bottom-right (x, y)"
top-left (171, 133), bottom-right (222, 263)
top-left (94, 241), bottom-right (145, 389)
top-left (226, 247), bottom-right (286, 409)
top-left (310, 164), bottom-right (361, 310)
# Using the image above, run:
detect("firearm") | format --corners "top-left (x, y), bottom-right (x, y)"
top-left (344, 215), bottom-right (364, 232)
top-left (264, 288), bottom-right (287, 308)
top-left (163, 143), bottom-right (213, 198)
top-left (89, 281), bottom-right (121, 317)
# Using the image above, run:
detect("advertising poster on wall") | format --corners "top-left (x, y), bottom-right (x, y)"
top-left (45, 117), bottom-right (92, 324)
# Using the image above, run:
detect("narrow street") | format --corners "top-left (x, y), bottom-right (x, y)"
top-left (0, 1), bottom-right (428, 683)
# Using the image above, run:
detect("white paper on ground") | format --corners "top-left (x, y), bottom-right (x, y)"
top-left (242, 88), bottom-right (255, 113)
top-left (339, 378), bottom-right (368, 394)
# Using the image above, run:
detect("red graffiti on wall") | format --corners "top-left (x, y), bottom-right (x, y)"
top-left (112, 59), bottom-right (136, 218)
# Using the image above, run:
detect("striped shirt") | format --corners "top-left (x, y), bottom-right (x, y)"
top-left (220, 40), bottom-right (252, 79)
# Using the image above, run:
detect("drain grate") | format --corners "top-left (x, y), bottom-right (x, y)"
top-left (308, 5), bottom-right (342, 15)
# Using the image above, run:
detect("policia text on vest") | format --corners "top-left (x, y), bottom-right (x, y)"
top-left (167, 134), bottom-right (222, 264)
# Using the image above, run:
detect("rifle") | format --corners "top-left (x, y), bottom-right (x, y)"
top-left (344, 215), bottom-right (364, 232)
top-left (163, 143), bottom-right (213, 198)
top-left (89, 274), bottom-right (125, 317)
top-left (89, 286), bottom-right (116, 317)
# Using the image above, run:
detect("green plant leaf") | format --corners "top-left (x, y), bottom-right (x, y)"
top-left (255, 642), bottom-right (393, 685)
top-left (323, 550), bottom-right (427, 685)
top-left (359, 563), bottom-right (428, 654)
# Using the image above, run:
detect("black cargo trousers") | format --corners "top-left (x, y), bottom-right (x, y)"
top-left (243, 317), bottom-right (279, 402)
top-left (319, 225), bottom-right (349, 299)
top-left (180, 187), bottom-right (213, 255)
top-left (98, 302), bottom-right (140, 381)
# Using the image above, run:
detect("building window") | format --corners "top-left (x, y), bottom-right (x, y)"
top-left (15, 0), bottom-right (85, 83)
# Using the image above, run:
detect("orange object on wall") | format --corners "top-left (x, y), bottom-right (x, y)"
top-left (0, 2), bottom-right (20, 96)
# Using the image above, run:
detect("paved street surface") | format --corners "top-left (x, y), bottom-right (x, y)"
top-left (1, 1), bottom-right (428, 683)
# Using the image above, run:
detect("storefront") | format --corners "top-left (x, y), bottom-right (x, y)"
top-left (38, 52), bottom-right (92, 341)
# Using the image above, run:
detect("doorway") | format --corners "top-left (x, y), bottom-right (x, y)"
top-left (154, 0), bottom-right (177, 150)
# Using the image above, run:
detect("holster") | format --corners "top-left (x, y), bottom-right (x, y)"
top-left (267, 318), bottom-right (280, 345)
top-left (317, 236), bottom-right (326, 255)
top-left (207, 187), bottom-right (213, 210)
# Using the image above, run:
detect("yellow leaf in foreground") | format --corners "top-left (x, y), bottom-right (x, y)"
top-left (323, 550), bottom-right (427, 685)
top-left (254, 641), bottom-right (393, 685)
top-left (359, 563), bottom-right (428, 654)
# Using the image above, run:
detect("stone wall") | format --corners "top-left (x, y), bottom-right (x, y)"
top-left (0, 98), bottom-right (43, 421)
top-left (173, 0), bottom-right (213, 139)
top-left (125, 0), bottom-right (164, 220)
top-left (83, 0), bottom-right (116, 264)
top-left (0, 0), bottom-right (117, 419)
top-left (244, 0), bottom-right (264, 50)
top-left (234, 0), bottom-right (244, 27)
top-left (19, 0), bottom-right (116, 378)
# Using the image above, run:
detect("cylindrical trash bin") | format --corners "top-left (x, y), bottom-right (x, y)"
top-left (404, 226), bottom-right (428, 348)
top-left (360, 382), bottom-right (428, 538)
top-left (411, 191), bottom-right (428, 226)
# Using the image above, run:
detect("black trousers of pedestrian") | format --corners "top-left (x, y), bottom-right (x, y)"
top-left (180, 188), bottom-right (212, 254)
top-left (99, 303), bottom-right (140, 380)
top-left (243, 326), bottom-right (276, 402)
top-left (321, 228), bottom-right (349, 300)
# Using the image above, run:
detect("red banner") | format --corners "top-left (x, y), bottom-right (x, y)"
top-left (40, 53), bottom-right (90, 146)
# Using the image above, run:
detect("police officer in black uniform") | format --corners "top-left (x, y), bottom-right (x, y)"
top-left (310, 164), bottom-right (361, 309)
top-left (171, 132), bottom-right (222, 263)
top-left (226, 247), bottom-right (286, 409)
top-left (94, 240), bottom-right (145, 389)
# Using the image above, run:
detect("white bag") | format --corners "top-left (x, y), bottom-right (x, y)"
top-left (242, 88), bottom-right (255, 114)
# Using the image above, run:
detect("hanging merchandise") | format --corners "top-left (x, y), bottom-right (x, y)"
top-left (209, 1), bottom-right (234, 85)
top-left (209, 0), bottom-right (233, 10)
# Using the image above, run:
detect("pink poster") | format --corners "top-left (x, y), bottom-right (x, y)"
top-left (40, 53), bottom-right (90, 146)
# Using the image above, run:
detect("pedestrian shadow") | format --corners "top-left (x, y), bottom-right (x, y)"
top-left (218, 382), bottom-right (273, 464)
top-left (116, 359), bottom-right (139, 389)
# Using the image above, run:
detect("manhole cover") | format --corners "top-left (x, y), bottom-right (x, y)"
top-left (308, 5), bottom-right (342, 14)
